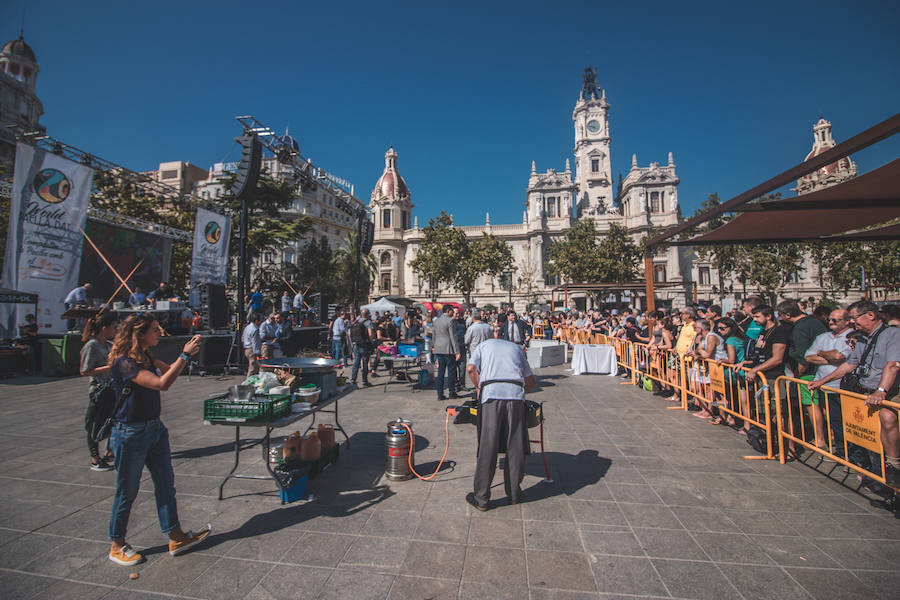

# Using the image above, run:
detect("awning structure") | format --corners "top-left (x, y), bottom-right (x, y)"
top-left (675, 157), bottom-right (900, 246)
top-left (638, 111), bottom-right (900, 311)
top-left (0, 288), bottom-right (38, 304)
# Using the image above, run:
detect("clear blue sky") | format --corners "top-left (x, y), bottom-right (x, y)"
top-left (3, 0), bottom-right (898, 225)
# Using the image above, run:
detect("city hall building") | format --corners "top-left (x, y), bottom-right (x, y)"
top-left (369, 69), bottom-right (687, 310)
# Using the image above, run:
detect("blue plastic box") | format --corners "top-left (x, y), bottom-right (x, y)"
top-left (398, 342), bottom-right (424, 357)
top-left (279, 474), bottom-right (308, 503)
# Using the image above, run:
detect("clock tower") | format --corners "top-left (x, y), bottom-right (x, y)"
top-left (572, 67), bottom-right (612, 216)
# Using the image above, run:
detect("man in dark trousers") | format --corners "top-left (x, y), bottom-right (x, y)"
top-left (466, 338), bottom-right (537, 510)
top-left (498, 310), bottom-right (530, 348)
top-left (432, 305), bottom-right (461, 400)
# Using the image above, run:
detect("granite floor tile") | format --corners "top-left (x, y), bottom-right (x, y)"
top-left (785, 567), bottom-right (880, 600)
top-left (569, 500), bottom-right (627, 526)
top-left (461, 546), bottom-right (527, 585)
top-left (589, 555), bottom-right (667, 596)
top-left (468, 516), bottom-right (524, 548)
top-left (581, 526), bottom-right (643, 557)
top-left (188, 557), bottom-right (274, 600)
top-left (722, 564), bottom-right (815, 600)
top-left (606, 483), bottom-right (662, 505)
top-left (633, 527), bottom-right (707, 560)
top-left (30, 579), bottom-right (110, 600)
top-left (414, 513), bottom-right (470, 544)
top-left (282, 531), bottom-right (356, 567)
top-left (691, 531), bottom-right (775, 565)
top-left (317, 570), bottom-right (395, 600)
top-left (750, 534), bottom-right (842, 568)
top-left (618, 503), bottom-right (684, 530)
top-left (811, 538), bottom-right (900, 571)
top-left (0, 570), bottom-right (56, 600)
top-left (520, 497), bottom-right (575, 522)
top-left (651, 558), bottom-right (741, 600)
top-left (340, 535), bottom-right (410, 572)
top-left (387, 575), bottom-right (460, 600)
top-left (524, 520), bottom-right (582, 551)
top-left (458, 580), bottom-right (530, 600)
top-left (400, 540), bottom-right (465, 579)
top-left (124, 554), bottom-right (219, 596)
top-left (527, 549), bottom-right (597, 591)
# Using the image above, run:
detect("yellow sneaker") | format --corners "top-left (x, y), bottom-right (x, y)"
top-left (109, 543), bottom-right (144, 566)
top-left (168, 526), bottom-right (211, 556)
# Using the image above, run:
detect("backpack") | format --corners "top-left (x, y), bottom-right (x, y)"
top-left (348, 320), bottom-right (369, 345)
top-left (87, 379), bottom-right (133, 443)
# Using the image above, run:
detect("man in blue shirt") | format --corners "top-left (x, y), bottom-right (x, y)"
top-left (247, 285), bottom-right (264, 314)
top-left (127, 286), bottom-right (146, 307)
top-left (466, 338), bottom-right (537, 510)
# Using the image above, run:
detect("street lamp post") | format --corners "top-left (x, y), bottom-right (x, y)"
top-left (501, 268), bottom-right (516, 310)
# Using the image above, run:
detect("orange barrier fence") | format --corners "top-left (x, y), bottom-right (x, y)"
top-left (551, 329), bottom-right (899, 484)
top-left (774, 376), bottom-right (900, 490)
top-left (632, 343), bottom-right (688, 410)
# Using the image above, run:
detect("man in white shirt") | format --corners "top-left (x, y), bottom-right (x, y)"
top-left (64, 282), bottom-right (93, 330)
top-left (281, 291), bottom-right (292, 314)
top-left (259, 312), bottom-right (279, 359)
top-left (464, 310), bottom-right (494, 354)
top-left (242, 313), bottom-right (263, 376)
top-left (466, 338), bottom-right (537, 510)
top-left (805, 309), bottom-right (853, 457)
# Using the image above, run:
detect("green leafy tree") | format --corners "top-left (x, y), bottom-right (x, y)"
top-left (686, 193), bottom-right (741, 303)
top-left (546, 219), bottom-right (602, 283)
top-left (410, 211), bottom-right (513, 306)
top-left (805, 239), bottom-right (900, 295)
top-left (219, 172), bottom-right (313, 302)
top-left (595, 223), bottom-right (641, 283)
top-left (332, 230), bottom-right (375, 307)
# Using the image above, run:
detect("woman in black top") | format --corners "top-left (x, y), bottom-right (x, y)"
top-left (80, 313), bottom-right (119, 471)
top-left (105, 314), bottom-right (207, 566)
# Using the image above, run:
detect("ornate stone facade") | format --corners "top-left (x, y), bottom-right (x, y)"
top-left (0, 34), bottom-right (45, 165)
top-left (369, 69), bottom-right (687, 310)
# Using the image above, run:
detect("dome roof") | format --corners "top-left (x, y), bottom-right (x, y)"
top-left (373, 146), bottom-right (409, 199)
top-left (2, 35), bottom-right (36, 63)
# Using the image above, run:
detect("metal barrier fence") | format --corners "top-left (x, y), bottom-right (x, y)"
top-left (632, 343), bottom-right (688, 410)
top-left (774, 376), bottom-right (900, 487)
top-left (552, 328), bottom-right (899, 484)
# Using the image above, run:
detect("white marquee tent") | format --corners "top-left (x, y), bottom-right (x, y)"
top-left (360, 296), bottom-right (405, 316)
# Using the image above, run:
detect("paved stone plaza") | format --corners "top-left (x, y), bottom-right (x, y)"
top-left (1, 365), bottom-right (899, 599)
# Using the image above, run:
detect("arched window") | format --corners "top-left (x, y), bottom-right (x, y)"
top-left (380, 251), bottom-right (391, 266)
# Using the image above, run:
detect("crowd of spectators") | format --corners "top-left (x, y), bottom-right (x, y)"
top-left (556, 297), bottom-right (900, 504)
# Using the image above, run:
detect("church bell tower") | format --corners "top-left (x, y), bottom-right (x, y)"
top-left (572, 67), bottom-right (612, 217)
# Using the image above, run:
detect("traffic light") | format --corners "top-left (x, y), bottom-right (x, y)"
top-left (231, 134), bottom-right (262, 199)
top-left (360, 219), bottom-right (374, 254)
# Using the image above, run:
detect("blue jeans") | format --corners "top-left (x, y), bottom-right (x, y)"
top-left (352, 344), bottom-right (370, 383)
top-left (435, 354), bottom-right (456, 397)
top-left (331, 338), bottom-right (345, 364)
top-left (108, 419), bottom-right (179, 541)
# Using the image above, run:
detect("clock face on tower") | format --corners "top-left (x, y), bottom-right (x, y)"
top-left (586, 120), bottom-right (601, 133)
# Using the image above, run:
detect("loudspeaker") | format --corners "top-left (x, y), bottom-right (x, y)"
top-left (198, 335), bottom-right (232, 369)
top-left (201, 283), bottom-right (228, 330)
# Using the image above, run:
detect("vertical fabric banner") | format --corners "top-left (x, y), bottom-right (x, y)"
top-left (1, 143), bottom-right (94, 336)
top-left (189, 207), bottom-right (231, 287)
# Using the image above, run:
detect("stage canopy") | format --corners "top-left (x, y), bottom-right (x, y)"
top-left (361, 296), bottom-right (406, 316)
top-left (0, 288), bottom-right (38, 304)
top-left (674, 157), bottom-right (900, 246)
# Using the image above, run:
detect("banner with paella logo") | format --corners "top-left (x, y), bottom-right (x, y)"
top-left (189, 206), bottom-right (231, 287)
top-left (1, 143), bottom-right (94, 336)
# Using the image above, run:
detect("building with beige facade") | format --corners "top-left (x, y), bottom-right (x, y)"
top-left (369, 69), bottom-right (687, 310)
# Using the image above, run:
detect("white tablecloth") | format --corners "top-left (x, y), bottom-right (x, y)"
top-left (571, 344), bottom-right (618, 376)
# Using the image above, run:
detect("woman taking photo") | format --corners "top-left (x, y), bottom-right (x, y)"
top-left (80, 313), bottom-right (118, 471)
top-left (106, 314), bottom-right (209, 566)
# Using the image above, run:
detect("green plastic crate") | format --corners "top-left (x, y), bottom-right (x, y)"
top-left (203, 394), bottom-right (292, 423)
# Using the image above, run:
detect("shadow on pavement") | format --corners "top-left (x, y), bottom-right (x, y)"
top-left (522, 449), bottom-right (611, 500)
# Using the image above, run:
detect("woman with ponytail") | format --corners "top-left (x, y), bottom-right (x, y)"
top-left (105, 314), bottom-right (208, 566)
top-left (80, 313), bottom-right (119, 471)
